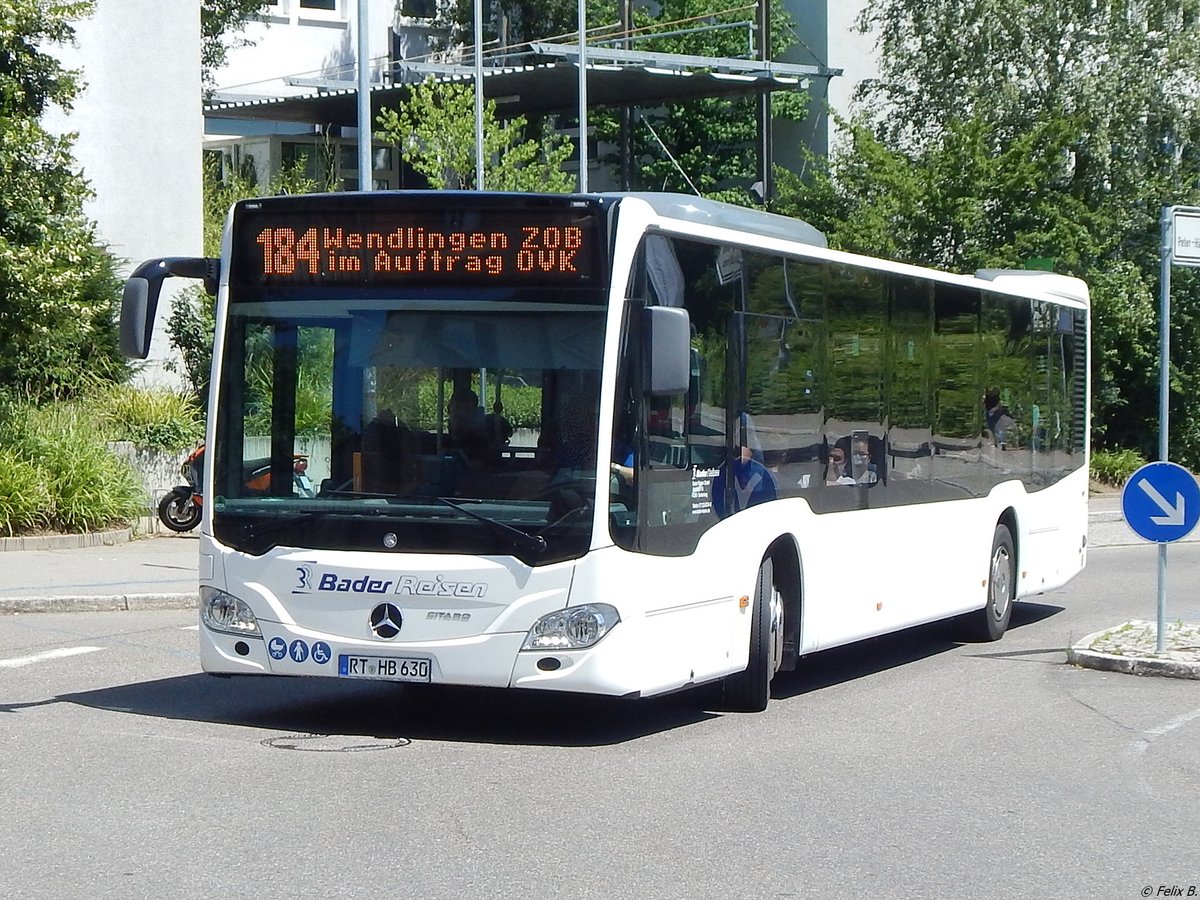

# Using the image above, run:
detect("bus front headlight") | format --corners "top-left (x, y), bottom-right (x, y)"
top-left (201, 587), bottom-right (261, 637)
top-left (521, 604), bottom-right (620, 651)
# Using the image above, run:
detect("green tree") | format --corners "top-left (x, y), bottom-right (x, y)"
top-left (375, 78), bottom-right (575, 191)
top-left (168, 153), bottom-right (318, 406)
top-left (0, 0), bottom-right (128, 401)
top-left (776, 0), bottom-right (1200, 463)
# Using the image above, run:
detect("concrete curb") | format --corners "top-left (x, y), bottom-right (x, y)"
top-left (0, 592), bottom-right (198, 615)
top-left (0, 529), bottom-right (133, 552)
top-left (1067, 620), bottom-right (1200, 680)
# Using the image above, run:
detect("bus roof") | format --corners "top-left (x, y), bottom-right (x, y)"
top-left (602, 192), bottom-right (828, 250)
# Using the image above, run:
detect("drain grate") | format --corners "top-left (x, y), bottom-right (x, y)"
top-left (262, 733), bottom-right (411, 752)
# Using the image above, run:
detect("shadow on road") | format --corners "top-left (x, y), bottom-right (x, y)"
top-left (54, 601), bottom-right (1065, 745)
top-left (770, 599), bottom-right (1065, 701)
top-left (59, 674), bottom-right (720, 747)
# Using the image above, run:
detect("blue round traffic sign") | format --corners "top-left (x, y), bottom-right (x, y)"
top-left (1121, 461), bottom-right (1200, 543)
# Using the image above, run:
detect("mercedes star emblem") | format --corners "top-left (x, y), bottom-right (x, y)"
top-left (369, 603), bottom-right (403, 639)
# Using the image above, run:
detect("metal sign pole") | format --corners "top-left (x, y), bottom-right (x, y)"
top-left (577, 0), bottom-right (588, 192)
top-left (474, 0), bottom-right (484, 190)
top-left (357, 0), bottom-right (371, 191)
top-left (1158, 206), bottom-right (1172, 653)
top-left (1150, 204), bottom-right (1200, 652)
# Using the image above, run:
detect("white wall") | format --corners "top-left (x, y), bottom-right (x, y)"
top-left (824, 1), bottom-right (879, 151)
top-left (774, 0), bottom-right (879, 177)
top-left (43, 0), bottom-right (204, 389)
top-left (215, 0), bottom-right (394, 101)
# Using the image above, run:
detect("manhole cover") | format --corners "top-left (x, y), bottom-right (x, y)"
top-left (262, 733), bottom-right (411, 752)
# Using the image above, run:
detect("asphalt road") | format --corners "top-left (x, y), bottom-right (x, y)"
top-left (2, 540), bottom-right (1198, 899)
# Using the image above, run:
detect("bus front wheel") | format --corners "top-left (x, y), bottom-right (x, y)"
top-left (722, 558), bottom-right (783, 712)
top-left (959, 524), bottom-right (1015, 642)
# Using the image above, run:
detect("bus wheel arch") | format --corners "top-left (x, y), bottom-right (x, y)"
top-left (958, 511), bottom-right (1017, 642)
top-left (720, 538), bottom-right (799, 712)
top-left (769, 536), bottom-right (802, 673)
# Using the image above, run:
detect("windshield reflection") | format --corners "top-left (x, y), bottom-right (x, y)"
top-left (213, 303), bottom-right (605, 562)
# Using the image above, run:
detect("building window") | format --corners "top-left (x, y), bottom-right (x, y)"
top-left (400, 0), bottom-right (436, 17)
top-left (299, 0), bottom-right (337, 9)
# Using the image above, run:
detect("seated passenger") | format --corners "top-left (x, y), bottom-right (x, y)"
top-left (851, 438), bottom-right (879, 485)
top-left (448, 389), bottom-right (490, 463)
top-left (824, 445), bottom-right (854, 486)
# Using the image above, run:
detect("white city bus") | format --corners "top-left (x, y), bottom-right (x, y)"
top-left (122, 191), bottom-right (1089, 711)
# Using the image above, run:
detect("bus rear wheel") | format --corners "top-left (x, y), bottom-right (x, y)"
top-left (722, 558), bottom-right (783, 712)
top-left (959, 524), bottom-right (1015, 642)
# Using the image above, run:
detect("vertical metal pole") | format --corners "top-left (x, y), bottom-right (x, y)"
top-left (474, 0), bottom-right (485, 189)
top-left (357, 0), bottom-right (371, 191)
top-left (577, 0), bottom-right (588, 192)
top-left (619, 0), bottom-right (632, 191)
top-left (1157, 206), bottom-right (1173, 654)
top-left (756, 0), bottom-right (772, 204)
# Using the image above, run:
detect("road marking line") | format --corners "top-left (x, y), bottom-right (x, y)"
top-left (180, 625), bottom-right (199, 631)
top-left (0, 646), bottom-right (104, 669)
top-left (1146, 706), bottom-right (1200, 737)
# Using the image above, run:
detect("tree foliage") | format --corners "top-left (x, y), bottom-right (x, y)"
top-left (375, 78), bottom-right (575, 191)
top-left (0, 0), bottom-right (128, 401)
top-left (776, 0), bottom-right (1200, 463)
top-left (167, 154), bottom-right (318, 407)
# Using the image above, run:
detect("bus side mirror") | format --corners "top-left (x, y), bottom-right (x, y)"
top-left (119, 257), bottom-right (220, 359)
top-left (119, 276), bottom-right (157, 359)
top-left (645, 306), bottom-right (690, 395)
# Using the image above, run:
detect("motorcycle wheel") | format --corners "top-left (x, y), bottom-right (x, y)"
top-left (158, 492), bottom-right (201, 532)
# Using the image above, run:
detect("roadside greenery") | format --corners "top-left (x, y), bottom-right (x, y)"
top-left (0, 398), bottom-right (146, 535)
top-left (90, 383), bottom-right (203, 453)
top-left (0, 0), bottom-right (129, 402)
top-left (1089, 449), bottom-right (1148, 488)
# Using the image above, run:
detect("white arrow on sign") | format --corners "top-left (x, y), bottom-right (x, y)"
top-left (1138, 477), bottom-right (1187, 526)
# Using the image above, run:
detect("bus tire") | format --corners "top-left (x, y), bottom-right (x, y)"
top-left (722, 558), bottom-right (781, 712)
top-left (960, 524), bottom-right (1015, 642)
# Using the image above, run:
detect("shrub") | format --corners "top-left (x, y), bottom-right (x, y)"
top-left (1090, 448), bottom-right (1146, 486)
top-left (90, 383), bottom-right (203, 453)
top-left (0, 399), bottom-right (147, 533)
top-left (0, 447), bottom-right (52, 536)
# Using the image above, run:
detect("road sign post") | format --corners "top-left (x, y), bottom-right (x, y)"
top-left (1122, 461), bottom-right (1200, 652)
top-left (1144, 208), bottom-right (1200, 652)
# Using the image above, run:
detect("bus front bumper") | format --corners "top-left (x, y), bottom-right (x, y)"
top-left (199, 616), bottom-right (645, 697)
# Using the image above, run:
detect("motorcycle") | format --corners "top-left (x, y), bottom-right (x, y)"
top-left (158, 443), bottom-right (205, 532)
top-left (157, 445), bottom-right (312, 533)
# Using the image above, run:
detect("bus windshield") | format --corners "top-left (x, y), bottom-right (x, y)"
top-left (211, 299), bottom-right (605, 563)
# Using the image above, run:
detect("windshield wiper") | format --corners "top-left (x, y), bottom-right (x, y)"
top-left (436, 497), bottom-right (547, 557)
top-left (538, 495), bottom-right (592, 537)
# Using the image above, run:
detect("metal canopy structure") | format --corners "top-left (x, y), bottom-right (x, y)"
top-left (205, 47), bottom-right (841, 125)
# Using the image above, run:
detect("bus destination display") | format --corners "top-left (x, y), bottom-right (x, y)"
top-left (232, 205), bottom-right (601, 289)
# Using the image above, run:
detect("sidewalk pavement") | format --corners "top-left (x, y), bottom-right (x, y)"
top-left (0, 526), bottom-right (200, 614)
top-left (0, 497), bottom-right (1195, 679)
